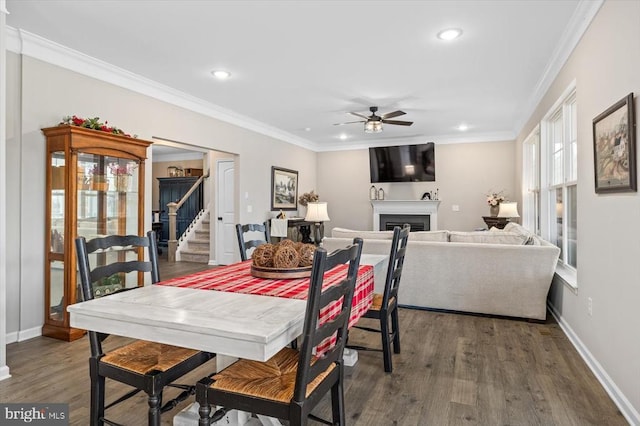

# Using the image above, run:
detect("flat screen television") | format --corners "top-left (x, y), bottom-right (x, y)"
top-left (369, 142), bottom-right (435, 183)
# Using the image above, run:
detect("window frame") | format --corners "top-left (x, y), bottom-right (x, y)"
top-left (522, 125), bottom-right (540, 235)
top-left (539, 82), bottom-right (578, 289)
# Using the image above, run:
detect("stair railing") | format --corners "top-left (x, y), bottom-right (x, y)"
top-left (167, 171), bottom-right (209, 262)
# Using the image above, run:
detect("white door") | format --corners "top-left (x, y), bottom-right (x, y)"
top-left (216, 160), bottom-right (236, 265)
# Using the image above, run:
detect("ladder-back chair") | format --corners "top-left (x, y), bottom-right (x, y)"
top-left (75, 231), bottom-right (215, 426)
top-left (196, 238), bottom-right (363, 426)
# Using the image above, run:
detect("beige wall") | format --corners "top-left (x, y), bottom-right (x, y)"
top-left (515, 0), bottom-right (640, 420)
top-left (317, 140), bottom-right (517, 233)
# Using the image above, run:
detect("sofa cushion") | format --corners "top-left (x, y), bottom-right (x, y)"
top-left (409, 231), bottom-right (449, 242)
top-left (331, 228), bottom-right (394, 240)
top-left (449, 231), bottom-right (528, 245)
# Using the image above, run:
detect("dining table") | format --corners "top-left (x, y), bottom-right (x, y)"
top-left (157, 258), bottom-right (376, 356)
top-left (68, 254), bottom-right (388, 425)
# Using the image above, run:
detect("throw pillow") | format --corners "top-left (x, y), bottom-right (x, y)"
top-left (503, 222), bottom-right (535, 244)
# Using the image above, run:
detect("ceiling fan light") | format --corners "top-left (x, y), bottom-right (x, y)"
top-left (364, 121), bottom-right (383, 133)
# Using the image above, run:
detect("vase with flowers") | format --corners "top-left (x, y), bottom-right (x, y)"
top-left (298, 190), bottom-right (319, 217)
top-left (486, 190), bottom-right (506, 217)
top-left (109, 162), bottom-right (137, 192)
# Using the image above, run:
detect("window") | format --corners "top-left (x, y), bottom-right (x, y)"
top-left (540, 84), bottom-right (577, 286)
top-left (522, 126), bottom-right (540, 234)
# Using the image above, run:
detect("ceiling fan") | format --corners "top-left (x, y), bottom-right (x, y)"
top-left (334, 106), bottom-right (413, 133)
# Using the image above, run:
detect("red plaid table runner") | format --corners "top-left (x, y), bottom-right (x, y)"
top-left (158, 260), bottom-right (374, 355)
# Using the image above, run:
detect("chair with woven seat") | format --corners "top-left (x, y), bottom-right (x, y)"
top-left (75, 231), bottom-right (216, 426)
top-left (196, 238), bottom-right (364, 426)
top-left (350, 224), bottom-right (410, 373)
top-left (236, 221), bottom-right (271, 261)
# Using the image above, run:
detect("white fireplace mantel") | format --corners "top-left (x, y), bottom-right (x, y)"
top-left (371, 200), bottom-right (441, 231)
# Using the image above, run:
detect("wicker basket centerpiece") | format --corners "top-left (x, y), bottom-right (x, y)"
top-left (250, 240), bottom-right (317, 278)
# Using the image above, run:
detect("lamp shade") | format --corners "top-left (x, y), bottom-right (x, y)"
top-left (305, 202), bottom-right (330, 222)
top-left (497, 201), bottom-right (520, 218)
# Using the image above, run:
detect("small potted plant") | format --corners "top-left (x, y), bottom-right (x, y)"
top-left (298, 190), bottom-right (319, 206)
top-left (298, 190), bottom-right (319, 216)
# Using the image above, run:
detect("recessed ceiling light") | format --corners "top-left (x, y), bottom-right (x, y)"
top-left (437, 28), bottom-right (463, 41)
top-left (211, 70), bottom-right (231, 79)
top-left (304, 127), bottom-right (312, 132)
top-left (339, 133), bottom-right (348, 140)
top-left (457, 124), bottom-right (468, 131)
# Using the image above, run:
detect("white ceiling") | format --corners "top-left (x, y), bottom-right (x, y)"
top-left (6, 0), bottom-right (596, 151)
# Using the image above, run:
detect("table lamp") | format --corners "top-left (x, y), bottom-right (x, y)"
top-left (497, 201), bottom-right (520, 221)
top-left (305, 202), bottom-right (330, 244)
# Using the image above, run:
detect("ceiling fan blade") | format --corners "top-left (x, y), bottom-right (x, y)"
top-left (381, 110), bottom-right (406, 120)
top-left (349, 112), bottom-right (371, 120)
top-left (333, 120), bottom-right (366, 126)
top-left (382, 119), bottom-right (413, 126)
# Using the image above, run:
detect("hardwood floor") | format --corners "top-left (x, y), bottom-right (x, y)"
top-left (0, 258), bottom-right (627, 425)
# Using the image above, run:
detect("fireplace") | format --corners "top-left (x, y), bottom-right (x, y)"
top-left (371, 200), bottom-right (440, 231)
top-left (380, 214), bottom-right (430, 231)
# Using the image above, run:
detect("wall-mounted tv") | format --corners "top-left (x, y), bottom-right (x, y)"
top-left (369, 142), bottom-right (435, 183)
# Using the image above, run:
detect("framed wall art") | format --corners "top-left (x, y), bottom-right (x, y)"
top-left (271, 166), bottom-right (298, 210)
top-left (593, 92), bottom-right (636, 193)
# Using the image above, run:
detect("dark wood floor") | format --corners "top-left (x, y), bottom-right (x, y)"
top-left (0, 258), bottom-right (627, 425)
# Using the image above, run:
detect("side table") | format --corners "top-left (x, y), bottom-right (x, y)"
top-left (482, 216), bottom-right (509, 229)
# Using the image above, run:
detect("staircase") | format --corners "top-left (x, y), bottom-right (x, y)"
top-left (177, 212), bottom-right (210, 263)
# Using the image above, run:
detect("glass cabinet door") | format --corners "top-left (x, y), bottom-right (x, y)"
top-left (49, 152), bottom-right (66, 322)
top-left (76, 152), bottom-right (140, 240)
top-left (77, 152), bottom-right (141, 292)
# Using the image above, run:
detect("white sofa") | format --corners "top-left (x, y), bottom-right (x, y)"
top-left (321, 223), bottom-right (560, 320)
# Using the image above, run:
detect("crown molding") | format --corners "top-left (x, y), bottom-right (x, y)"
top-left (5, 27), bottom-right (320, 152)
top-left (318, 130), bottom-right (516, 152)
top-left (513, 0), bottom-right (604, 136)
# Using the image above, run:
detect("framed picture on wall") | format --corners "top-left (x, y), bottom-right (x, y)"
top-left (271, 166), bottom-right (298, 210)
top-left (593, 92), bottom-right (636, 193)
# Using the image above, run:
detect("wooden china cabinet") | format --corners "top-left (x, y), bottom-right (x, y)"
top-left (42, 125), bottom-right (152, 341)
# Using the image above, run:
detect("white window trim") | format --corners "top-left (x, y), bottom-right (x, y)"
top-left (540, 80), bottom-right (578, 290)
top-left (522, 125), bottom-right (540, 234)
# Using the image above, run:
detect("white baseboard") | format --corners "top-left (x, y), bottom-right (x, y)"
top-left (6, 326), bottom-right (42, 344)
top-left (548, 302), bottom-right (640, 425)
top-left (18, 326), bottom-right (42, 342)
top-left (0, 365), bottom-right (11, 381)
top-left (208, 260), bottom-right (219, 266)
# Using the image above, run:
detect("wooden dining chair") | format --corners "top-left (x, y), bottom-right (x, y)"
top-left (236, 221), bottom-right (271, 261)
top-left (196, 238), bottom-right (364, 426)
top-left (75, 231), bottom-right (216, 426)
top-left (350, 224), bottom-right (410, 372)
